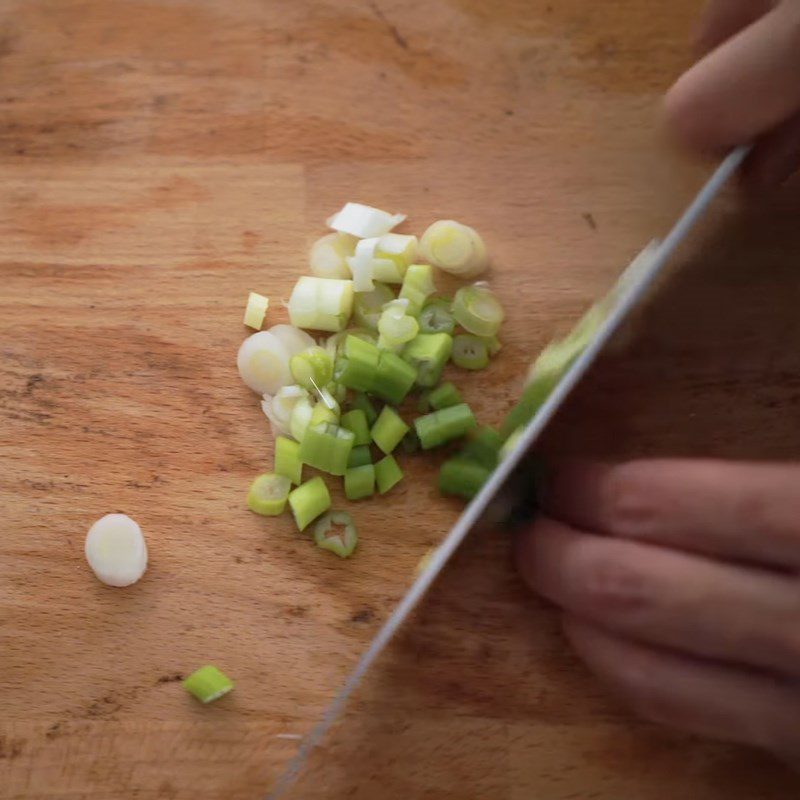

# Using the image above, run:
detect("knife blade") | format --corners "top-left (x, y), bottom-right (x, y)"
top-left (266, 145), bottom-right (749, 799)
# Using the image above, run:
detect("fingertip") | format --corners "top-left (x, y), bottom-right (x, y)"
top-left (662, 75), bottom-right (724, 155)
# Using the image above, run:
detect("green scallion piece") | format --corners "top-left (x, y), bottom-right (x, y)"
top-left (399, 263), bottom-right (436, 316)
top-left (183, 665), bottom-right (234, 703)
top-left (274, 436), bottom-right (302, 485)
top-left (372, 351), bottom-right (417, 404)
top-left (350, 392), bottom-right (379, 425)
top-left (452, 284), bottom-right (505, 337)
top-left (482, 335), bottom-right (502, 356)
top-left (334, 335), bottom-right (380, 392)
top-left (347, 444), bottom-right (372, 468)
top-left (352, 283), bottom-right (396, 330)
top-left (402, 332), bottom-right (453, 387)
top-left (377, 299), bottom-right (419, 347)
top-left (310, 401), bottom-right (338, 427)
top-left (414, 403), bottom-right (477, 449)
top-left (428, 381), bottom-right (462, 410)
top-left (439, 458), bottom-right (491, 500)
top-left (328, 381), bottom-right (348, 405)
top-left (417, 390), bottom-right (431, 414)
top-left (246, 473), bottom-right (291, 516)
top-left (451, 334), bottom-right (489, 370)
top-left (288, 476), bottom-right (332, 531)
top-left (344, 464), bottom-right (376, 500)
top-left (299, 423), bottom-right (355, 476)
top-left (461, 426), bottom-right (503, 470)
top-left (371, 406), bottom-right (410, 454)
top-left (314, 510), bottom-right (358, 558)
top-left (419, 297), bottom-right (455, 335)
top-left (375, 454), bottom-right (404, 494)
top-left (340, 409), bottom-right (371, 446)
top-left (290, 346), bottom-right (334, 391)
top-left (500, 370), bottom-right (560, 439)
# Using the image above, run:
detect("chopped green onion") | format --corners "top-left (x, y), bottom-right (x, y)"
top-left (402, 333), bottom-right (453, 387)
top-left (461, 426), bottom-right (502, 470)
top-left (327, 381), bottom-right (347, 405)
top-left (243, 292), bottom-right (269, 330)
top-left (327, 202), bottom-right (406, 239)
top-left (347, 237), bottom-right (381, 293)
top-left (313, 510), bottom-right (358, 558)
top-left (482, 335), bottom-right (502, 356)
top-left (289, 476), bottom-right (332, 531)
top-left (352, 283), bottom-right (395, 330)
top-left (85, 513), bottom-right (147, 588)
top-left (419, 297), bottom-right (455, 335)
top-left (414, 403), bottom-right (477, 449)
top-left (247, 473), bottom-right (291, 516)
top-left (452, 284), bottom-right (505, 338)
top-left (347, 444), bottom-right (372, 468)
top-left (415, 548), bottom-right (436, 576)
top-left (371, 406), bottom-right (409, 454)
top-left (299, 423), bottom-right (355, 476)
top-left (290, 346), bottom-right (334, 391)
top-left (375, 454), bottom-right (403, 494)
top-left (310, 401), bottom-right (338, 427)
top-left (372, 351), bottom-right (417, 405)
top-left (340, 408), bottom-right (371, 446)
top-left (350, 392), bottom-right (379, 426)
top-left (344, 464), bottom-right (375, 500)
top-left (419, 220), bottom-right (489, 279)
top-left (374, 233), bottom-right (418, 282)
top-left (500, 426), bottom-right (524, 459)
top-left (428, 381), bottom-right (462, 410)
top-left (261, 385), bottom-right (309, 438)
top-left (237, 330), bottom-right (292, 395)
top-left (451, 334), bottom-right (489, 370)
top-left (334, 335), bottom-right (380, 392)
top-left (417, 390), bottom-right (431, 414)
top-left (398, 264), bottom-right (436, 317)
top-left (268, 324), bottom-right (317, 358)
top-left (400, 430), bottom-right (421, 454)
top-left (377, 299), bottom-right (419, 346)
top-left (288, 276), bottom-right (354, 332)
top-left (439, 458), bottom-right (491, 499)
top-left (500, 369), bottom-right (561, 439)
top-left (289, 396), bottom-right (314, 442)
top-left (183, 665), bottom-right (234, 703)
top-left (275, 436), bottom-right (303, 485)
top-left (309, 232), bottom-right (357, 280)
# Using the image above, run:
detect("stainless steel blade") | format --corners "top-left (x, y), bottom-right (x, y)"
top-left (266, 145), bottom-right (749, 799)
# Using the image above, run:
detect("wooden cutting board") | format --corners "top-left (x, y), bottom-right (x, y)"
top-left (2, 1), bottom-right (800, 798)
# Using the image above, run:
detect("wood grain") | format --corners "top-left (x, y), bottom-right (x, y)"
top-left (2, 0), bottom-right (800, 798)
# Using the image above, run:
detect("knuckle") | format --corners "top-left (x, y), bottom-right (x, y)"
top-left (602, 464), bottom-right (662, 538)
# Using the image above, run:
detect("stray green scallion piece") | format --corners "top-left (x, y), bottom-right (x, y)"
top-left (372, 351), bottom-right (417, 404)
top-left (419, 297), bottom-right (455, 335)
top-left (247, 473), bottom-right (291, 516)
top-left (350, 392), bottom-right (379, 426)
top-left (347, 444), bottom-right (372, 468)
top-left (334, 335), bottom-right (380, 392)
top-left (428, 381), bottom-right (462, 410)
top-left (414, 403), bottom-right (477, 449)
top-left (461, 426), bottom-right (503, 470)
top-left (482, 335), bottom-right (502, 356)
top-left (439, 458), bottom-right (491, 500)
top-left (375, 454), bottom-right (404, 494)
top-left (340, 408), bottom-right (371, 445)
top-left (274, 436), bottom-right (302, 485)
top-left (290, 346), bottom-right (334, 391)
top-left (398, 263), bottom-right (436, 317)
top-left (314, 510), bottom-right (358, 558)
top-left (452, 284), bottom-right (505, 338)
top-left (451, 334), bottom-right (489, 370)
top-left (183, 665), bottom-right (234, 704)
top-left (243, 292), bottom-right (269, 330)
top-left (402, 332), bottom-right (453, 387)
top-left (344, 464), bottom-right (375, 500)
top-left (371, 406), bottom-right (410, 454)
top-left (352, 283), bottom-right (396, 330)
top-left (299, 423), bottom-right (355, 476)
top-left (288, 476), bottom-right (332, 531)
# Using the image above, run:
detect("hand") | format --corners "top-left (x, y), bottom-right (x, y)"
top-left (663, 0), bottom-right (800, 188)
top-left (515, 459), bottom-right (800, 767)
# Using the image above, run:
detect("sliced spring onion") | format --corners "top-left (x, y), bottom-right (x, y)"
top-left (417, 390), bottom-right (431, 414)
top-left (243, 292), bottom-right (269, 330)
top-left (262, 385), bottom-right (309, 438)
top-left (247, 473), bottom-right (291, 516)
top-left (346, 237), bottom-right (380, 293)
top-left (183, 665), bottom-right (234, 704)
top-left (482, 335), bottom-right (502, 356)
top-left (439, 458), bottom-right (491, 500)
top-left (290, 346), bottom-right (334, 391)
top-left (84, 513), bottom-right (147, 588)
top-left (377, 299), bottom-right (419, 347)
top-left (289, 396), bottom-right (315, 442)
top-left (347, 444), bottom-right (372, 468)
top-left (402, 332), bottom-right (453, 387)
top-left (372, 351), bottom-right (417, 405)
top-left (374, 233), bottom-right (418, 282)
top-left (451, 334), bottom-right (489, 370)
top-left (371, 406), bottom-right (409, 454)
top-left (375, 454), bottom-right (403, 494)
top-left (500, 426), bottom-right (524, 459)
top-left (237, 330), bottom-right (292, 395)
top-left (340, 408), bottom-right (371, 446)
top-left (299, 423), bottom-right (355, 476)
top-left (414, 403), bottom-right (477, 449)
top-left (415, 548), bottom-right (436, 576)
top-left (275, 436), bottom-right (303, 485)
top-left (350, 392), bottom-right (379, 425)
top-left (452, 284), bottom-right (505, 338)
top-left (344, 464), bottom-right (375, 501)
top-left (327, 381), bottom-right (347, 405)
top-left (334, 335), bottom-right (380, 392)
top-left (461, 426), bottom-right (503, 470)
top-left (398, 264), bottom-right (436, 317)
top-left (289, 476), bottom-right (332, 531)
top-left (419, 297), bottom-right (455, 335)
top-left (309, 232), bottom-right (357, 280)
top-left (310, 401), bottom-right (338, 427)
top-left (288, 276), bottom-right (354, 332)
top-left (419, 220), bottom-right (489, 278)
top-left (327, 202), bottom-right (406, 239)
top-left (314, 385), bottom-right (340, 415)
top-left (313, 510), bottom-right (358, 558)
top-left (428, 381), bottom-right (462, 410)
top-left (352, 283), bottom-right (395, 330)
top-left (268, 324), bottom-right (317, 357)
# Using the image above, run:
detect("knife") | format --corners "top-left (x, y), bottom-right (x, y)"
top-left (267, 145), bottom-right (749, 799)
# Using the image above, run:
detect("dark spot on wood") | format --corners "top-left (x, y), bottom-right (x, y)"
top-left (582, 212), bottom-right (597, 230)
top-left (0, 736), bottom-right (24, 759)
top-left (287, 605), bottom-right (308, 617)
top-left (350, 607), bottom-right (374, 624)
top-left (505, 109), bottom-right (514, 116)
top-left (234, 555), bottom-right (244, 564)
top-left (83, 694), bottom-right (122, 719)
top-left (367, 0), bottom-right (409, 50)
top-left (45, 722), bottom-right (63, 739)
top-left (24, 374), bottom-right (44, 394)
top-left (156, 673), bottom-right (185, 684)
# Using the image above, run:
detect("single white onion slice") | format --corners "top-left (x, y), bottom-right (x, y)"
top-left (243, 292), bottom-right (269, 330)
top-left (326, 203), bottom-right (406, 239)
top-left (267, 324), bottom-right (316, 357)
top-left (288, 276), bottom-right (354, 332)
top-left (419, 220), bottom-right (489, 278)
top-left (261, 385), bottom-right (309, 437)
top-left (237, 331), bottom-right (292, 395)
top-left (309, 232), bottom-right (356, 279)
top-left (85, 514), bottom-right (148, 587)
top-left (346, 238), bottom-right (379, 293)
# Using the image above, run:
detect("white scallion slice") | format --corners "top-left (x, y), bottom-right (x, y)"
top-left (262, 385), bottom-right (309, 437)
top-left (289, 396), bottom-right (315, 442)
top-left (243, 292), bottom-right (269, 330)
top-left (309, 232), bottom-right (357, 279)
top-left (374, 233), bottom-right (417, 282)
top-left (288, 276), bottom-right (354, 332)
top-left (377, 299), bottom-right (418, 346)
top-left (327, 202), bottom-right (406, 239)
top-left (346, 238), bottom-right (379, 293)
top-left (237, 331), bottom-right (292, 395)
top-left (419, 220), bottom-right (489, 278)
top-left (85, 513), bottom-right (148, 587)
top-left (268, 324), bottom-right (316, 357)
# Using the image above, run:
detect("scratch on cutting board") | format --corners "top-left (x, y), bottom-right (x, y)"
top-left (275, 733), bottom-right (302, 741)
